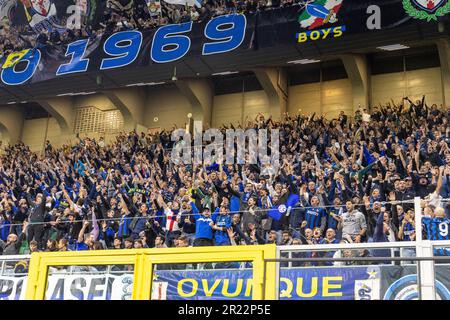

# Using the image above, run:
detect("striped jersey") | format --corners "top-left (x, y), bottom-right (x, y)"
top-left (401, 222), bottom-right (415, 242)
top-left (304, 207), bottom-right (327, 230)
top-left (422, 216), bottom-right (450, 256)
top-left (118, 214), bottom-right (133, 238)
top-left (422, 216), bottom-right (450, 241)
top-left (327, 207), bottom-right (343, 231)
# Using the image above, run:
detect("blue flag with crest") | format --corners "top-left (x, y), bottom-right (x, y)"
top-left (268, 193), bottom-right (300, 221)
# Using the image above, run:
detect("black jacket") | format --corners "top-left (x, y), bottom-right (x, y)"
top-left (26, 194), bottom-right (47, 223)
top-left (0, 233), bottom-right (25, 255)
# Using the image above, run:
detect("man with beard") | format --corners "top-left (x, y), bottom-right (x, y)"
top-left (394, 178), bottom-right (415, 211)
top-left (338, 200), bottom-right (367, 243)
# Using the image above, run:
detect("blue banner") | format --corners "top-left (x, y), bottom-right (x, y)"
top-left (279, 266), bottom-right (380, 300)
top-left (3, 1), bottom-right (450, 87)
top-left (154, 266), bottom-right (383, 300)
top-left (154, 269), bottom-right (253, 300)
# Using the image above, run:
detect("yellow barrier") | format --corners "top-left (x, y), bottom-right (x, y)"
top-left (25, 245), bottom-right (277, 300)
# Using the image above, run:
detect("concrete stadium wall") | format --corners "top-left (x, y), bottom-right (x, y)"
top-left (212, 79), bottom-right (354, 124)
top-left (13, 67), bottom-right (446, 152)
top-left (212, 90), bottom-right (271, 127)
top-left (74, 94), bottom-right (117, 111)
top-left (144, 86), bottom-right (192, 130)
top-left (22, 94), bottom-right (121, 152)
top-left (22, 117), bottom-right (62, 152)
top-left (212, 79), bottom-right (354, 126)
top-left (0, 106), bottom-right (24, 145)
top-left (288, 68), bottom-right (444, 119)
top-left (22, 118), bottom-right (121, 153)
top-left (371, 67), bottom-right (443, 107)
top-left (288, 79), bottom-right (354, 120)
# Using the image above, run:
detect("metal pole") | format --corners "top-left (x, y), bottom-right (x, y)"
top-left (42, 112), bottom-right (50, 157)
top-left (414, 197), bottom-right (436, 299)
top-left (417, 257), bottom-right (422, 300)
top-left (240, 79), bottom-right (245, 125)
top-left (262, 259), bottom-right (266, 300)
top-left (414, 197), bottom-right (423, 242)
top-left (319, 64), bottom-right (323, 116)
top-left (275, 248), bottom-right (281, 300)
top-left (419, 241), bottom-right (437, 300)
top-left (403, 54), bottom-right (408, 99)
top-left (414, 196), bottom-right (423, 300)
top-left (264, 256), bottom-right (450, 263)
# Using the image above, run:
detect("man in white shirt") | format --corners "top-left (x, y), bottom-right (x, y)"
top-left (338, 200), bottom-right (367, 243)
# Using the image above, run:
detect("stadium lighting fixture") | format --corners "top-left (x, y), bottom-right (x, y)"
top-left (211, 71), bottom-right (239, 76)
top-left (6, 101), bottom-right (16, 105)
top-left (377, 44), bottom-right (410, 51)
top-left (76, 92), bottom-right (96, 95)
top-left (96, 75), bottom-right (103, 85)
top-left (126, 82), bottom-right (165, 87)
top-left (57, 92), bottom-right (96, 97)
top-left (287, 59), bottom-right (321, 64)
top-left (172, 67), bottom-right (178, 82)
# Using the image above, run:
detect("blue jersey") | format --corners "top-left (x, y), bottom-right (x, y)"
top-left (423, 217), bottom-right (450, 240)
top-left (327, 207), bottom-right (342, 231)
top-left (194, 210), bottom-right (218, 240)
top-left (118, 214), bottom-right (133, 238)
top-left (0, 220), bottom-right (11, 241)
top-left (422, 216), bottom-right (450, 256)
top-left (401, 222), bottom-right (415, 242)
top-left (304, 207), bottom-right (327, 230)
top-left (76, 242), bottom-right (89, 251)
top-left (214, 214), bottom-right (232, 246)
top-left (230, 195), bottom-right (240, 212)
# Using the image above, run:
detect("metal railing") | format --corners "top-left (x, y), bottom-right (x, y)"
top-left (0, 255), bottom-right (31, 276)
top-left (0, 198), bottom-right (448, 300)
top-left (266, 255), bottom-right (450, 300)
top-left (47, 264), bottom-right (134, 276)
top-left (273, 239), bottom-right (450, 300)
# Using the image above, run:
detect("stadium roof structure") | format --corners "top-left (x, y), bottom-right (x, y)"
top-left (0, 2), bottom-right (450, 104)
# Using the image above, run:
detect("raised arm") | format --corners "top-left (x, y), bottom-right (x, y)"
top-left (78, 220), bottom-right (90, 243)
top-left (414, 143), bottom-right (421, 171)
top-left (90, 209), bottom-right (99, 241)
top-left (62, 186), bottom-right (76, 209)
top-left (156, 193), bottom-right (168, 210)
top-left (435, 166), bottom-right (445, 195)
top-left (118, 193), bottom-right (130, 214)
top-left (395, 146), bottom-right (407, 170)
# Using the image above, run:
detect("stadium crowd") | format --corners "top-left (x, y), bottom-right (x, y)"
top-left (0, 96), bottom-right (450, 259)
top-left (0, 0), bottom-right (298, 58)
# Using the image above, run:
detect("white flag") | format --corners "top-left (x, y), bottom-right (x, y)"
top-left (146, 0), bottom-right (162, 16)
top-left (163, 0), bottom-right (202, 8)
top-left (0, 0), bottom-right (14, 19)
